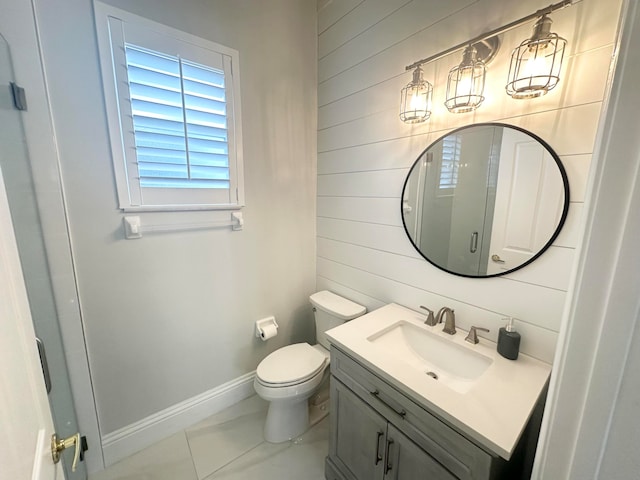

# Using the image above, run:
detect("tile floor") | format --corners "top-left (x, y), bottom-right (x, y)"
top-left (90, 395), bottom-right (328, 480)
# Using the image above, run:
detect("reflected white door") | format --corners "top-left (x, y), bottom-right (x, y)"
top-left (487, 128), bottom-right (564, 275)
top-left (0, 166), bottom-right (61, 480)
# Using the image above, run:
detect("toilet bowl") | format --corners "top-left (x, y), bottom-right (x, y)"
top-left (253, 291), bottom-right (366, 443)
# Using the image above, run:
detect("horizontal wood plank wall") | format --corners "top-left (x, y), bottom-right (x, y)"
top-left (316, 0), bottom-right (623, 363)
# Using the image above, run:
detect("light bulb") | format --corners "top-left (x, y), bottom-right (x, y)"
top-left (523, 55), bottom-right (549, 79)
top-left (456, 70), bottom-right (473, 96)
top-left (410, 91), bottom-right (427, 111)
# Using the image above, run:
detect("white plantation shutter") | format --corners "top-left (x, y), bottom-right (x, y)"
top-left (96, 4), bottom-right (244, 210)
top-left (126, 45), bottom-right (230, 189)
top-left (439, 134), bottom-right (462, 190)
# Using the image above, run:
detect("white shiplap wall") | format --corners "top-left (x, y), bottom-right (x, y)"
top-left (316, 0), bottom-right (623, 363)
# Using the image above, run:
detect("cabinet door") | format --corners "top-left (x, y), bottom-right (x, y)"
top-left (386, 424), bottom-right (458, 480)
top-left (330, 379), bottom-right (387, 480)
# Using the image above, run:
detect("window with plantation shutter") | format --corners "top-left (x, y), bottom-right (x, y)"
top-left (439, 134), bottom-right (462, 190)
top-left (95, 3), bottom-right (244, 211)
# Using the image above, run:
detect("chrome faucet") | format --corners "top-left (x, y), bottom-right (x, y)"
top-left (419, 305), bottom-right (437, 326)
top-left (436, 307), bottom-right (456, 335)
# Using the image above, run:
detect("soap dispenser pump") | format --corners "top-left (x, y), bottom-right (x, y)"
top-left (497, 317), bottom-right (520, 360)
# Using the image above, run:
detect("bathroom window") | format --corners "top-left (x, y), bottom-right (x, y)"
top-left (439, 135), bottom-right (462, 190)
top-left (94, 3), bottom-right (244, 211)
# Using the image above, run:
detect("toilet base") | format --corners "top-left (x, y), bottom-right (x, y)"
top-left (262, 375), bottom-right (331, 443)
top-left (264, 397), bottom-right (310, 443)
top-left (263, 395), bottom-right (330, 443)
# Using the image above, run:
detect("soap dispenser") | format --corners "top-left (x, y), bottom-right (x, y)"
top-left (497, 317), bottom-right (520, 360)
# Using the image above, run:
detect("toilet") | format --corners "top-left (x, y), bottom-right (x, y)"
top-left (253, 290), bottom-right (366, 443)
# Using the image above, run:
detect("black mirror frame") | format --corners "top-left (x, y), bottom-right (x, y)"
top-left (400, 122), bottom-right (570, 279)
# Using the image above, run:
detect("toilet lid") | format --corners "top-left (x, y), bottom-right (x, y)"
top-left (257, 343), bottom-right (327, 386)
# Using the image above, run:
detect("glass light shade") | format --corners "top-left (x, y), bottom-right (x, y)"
top-left (444, 46), bottom-right (486, 113)
top-left (400, 66), bottom-right (433, 123)
top-left (506, 15), bottom-right (566, 99)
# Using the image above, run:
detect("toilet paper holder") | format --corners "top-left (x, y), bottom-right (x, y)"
top-left (255, 316), bottom-right (279, 340)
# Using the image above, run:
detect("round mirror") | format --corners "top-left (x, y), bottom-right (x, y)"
top-left (401, 123), bottom-right (569, 278)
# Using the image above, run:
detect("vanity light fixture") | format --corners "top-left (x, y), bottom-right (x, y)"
top-left (400, 0), bottom-right (579, 124)
top-left (505, 14), bottom-right (567, 98)
top-left (445, 45), bottom-right (487, 113)
top-left (399, 65), bottom-right (433, 123)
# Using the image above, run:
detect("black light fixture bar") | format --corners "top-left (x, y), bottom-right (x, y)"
top-left (405, 0), bottom-right (581, 72)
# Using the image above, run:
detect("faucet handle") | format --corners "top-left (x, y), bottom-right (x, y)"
top-left (465, 326), bottom-right (490, 344)
top-left (420, 306), bottom-right (437, 326)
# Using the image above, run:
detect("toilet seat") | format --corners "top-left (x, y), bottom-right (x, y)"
top-left (256, 343), bottom-right (327, 387)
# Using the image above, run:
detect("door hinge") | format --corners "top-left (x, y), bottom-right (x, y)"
top-left (10, 82), bottom-right (27, 111)
top-left (36, 337), bottom-right (52, 394)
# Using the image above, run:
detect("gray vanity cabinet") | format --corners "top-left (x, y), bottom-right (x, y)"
top-left (328, 380), bottom-right (456, 480)
top-left (326, 347), bottom-right (505, 480)
top-left (387, 424), bottom-right (458, 480)
top-left (329, 379), bottom-right (387, 480)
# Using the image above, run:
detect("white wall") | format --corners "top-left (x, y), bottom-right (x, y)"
top-left (316, 0), bottom-right (622, 363)
top-left (33, 0), bottom-right (317, 438)
top-left (535, 0), bottom-right (640, 476)
top-left (597, 308), bottom-right (640, 477)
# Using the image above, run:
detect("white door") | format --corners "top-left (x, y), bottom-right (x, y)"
top-left (486, 128), bottom-right (564, 275)
top-left (0, 166), bottom-right (62, 480)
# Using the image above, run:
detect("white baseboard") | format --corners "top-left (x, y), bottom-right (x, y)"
top-left (101, 371), bottom-right (256, 467)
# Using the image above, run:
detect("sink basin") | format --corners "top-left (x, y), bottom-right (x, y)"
top-left (367, 320), bottom-right (493, 394)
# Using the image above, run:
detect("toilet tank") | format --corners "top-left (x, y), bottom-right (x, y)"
top-left (310, 291), bottom-right (366, 349)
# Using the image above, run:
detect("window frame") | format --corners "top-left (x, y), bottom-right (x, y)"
top-left (94, 2), bottom-right (245, 212)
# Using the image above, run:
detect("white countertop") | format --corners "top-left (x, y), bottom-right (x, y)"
top-left (325, 303), bottom-right (551, 460)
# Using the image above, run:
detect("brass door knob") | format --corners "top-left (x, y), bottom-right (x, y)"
top-left (51, 432), bottom-right (81, 472)
top-left (491, 254), bottom-right (506, 264)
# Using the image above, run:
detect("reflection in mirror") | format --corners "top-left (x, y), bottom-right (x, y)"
top-left (402, 124), bottom-right (569, 278)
